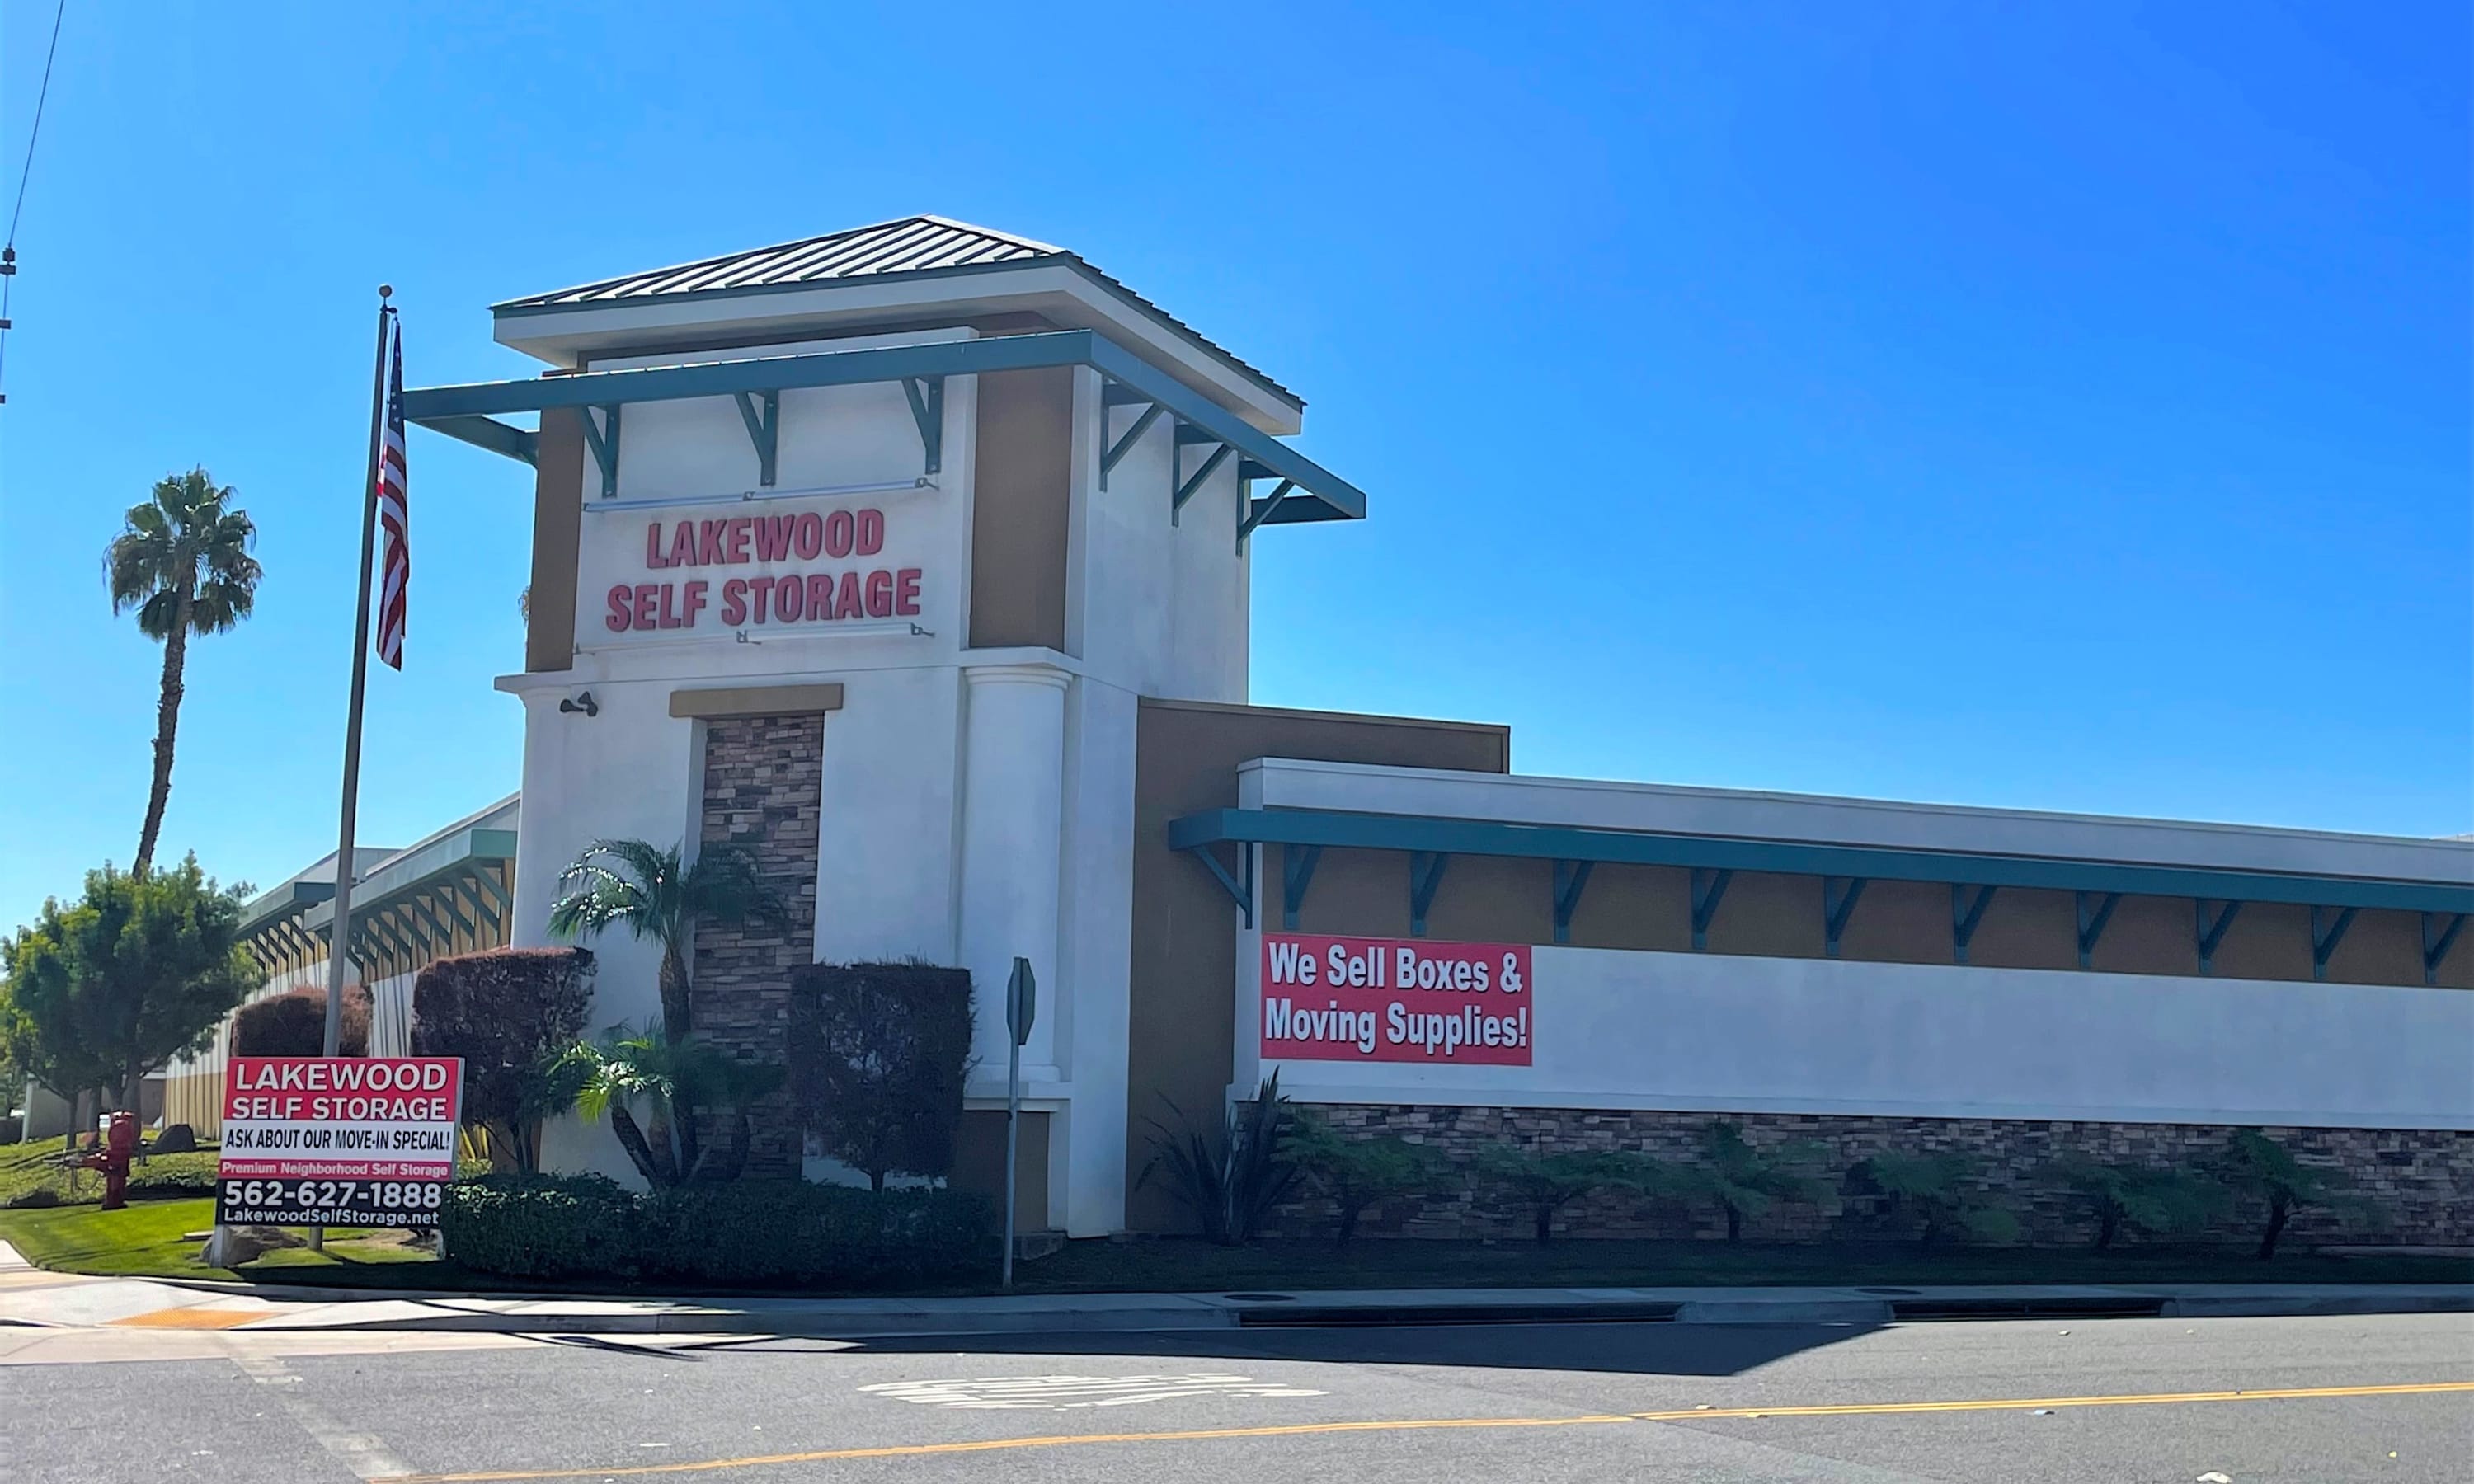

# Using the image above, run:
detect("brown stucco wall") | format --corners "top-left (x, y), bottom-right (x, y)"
top-left (952, 1109), bottom-right (1051, 1231)
top-left (526, 406), bottom-right (586, 673)
top-left (968, 366), bottom-right (1075, 650)
top-left (1125, 698), bottom-right (1512, 1229)
top-left (1275, 849), bottom-right (2467, 989)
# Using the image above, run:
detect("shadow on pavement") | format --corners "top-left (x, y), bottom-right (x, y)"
top-left (640, 1320), bottom-right (1888, 1378)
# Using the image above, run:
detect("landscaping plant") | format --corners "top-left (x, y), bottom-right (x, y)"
top-left (1844, 1151), bottom-right (2020, 1245)
top-left (2214, 1128), bottom-right (2354, 1259)
top-left (2, 857), bottom-right (256, 1112)
top-left (1139, 1073), bottom-right (1300, 1245)
top-left (788, 961), bottom-right (973, 1191)
top-left (412, 947), bottom-right (598, 1172)
top-left (106, 467), bottom-right (263, 876)
top-left (1478, 1144), bottom-right (1643, 1245)
top-left (2044, 1154), bottom-right (2227, 1249)
top-left (557, 1026), bottom-right (783, 1187)
top-left (1645, 1121), bottom-right (1828, 1242)
top-left (233, 985), bottom-right (372, 1057)
top-left (547, 838), bottom-right (785, 1040)
top-left (1290, 1113), bottom-right (1441, 1246)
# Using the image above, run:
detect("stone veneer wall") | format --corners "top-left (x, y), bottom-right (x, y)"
top-left (1268, 1104), bottom-right (2474, 1248)
top-left (692, 713), bottom-right (825, 1178)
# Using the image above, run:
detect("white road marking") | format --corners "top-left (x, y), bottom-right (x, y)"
top-left (224, 1341), bottom-right (418, 1480)
top-left (859, 1372), bottom-right (1329, 1410)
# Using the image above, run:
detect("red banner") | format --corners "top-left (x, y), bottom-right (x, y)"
top-left (1260, 934), bottom-right (1532, 1065)
top-left (217, 1057), bottom-right (463, 1181)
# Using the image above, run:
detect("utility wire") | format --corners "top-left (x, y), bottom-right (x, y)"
top-left (0, 0), bottom-right (72, 405)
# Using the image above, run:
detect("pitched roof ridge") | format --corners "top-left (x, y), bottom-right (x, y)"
top-left (491, 214), bottom-right (1061, 311)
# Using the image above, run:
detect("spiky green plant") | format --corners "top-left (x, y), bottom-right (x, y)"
top-left (557, 1026), bottom-right (783, 1187)
top-left (548, 838), bottom-right (785, 1040)
top-left (1138, 1072), bottom-right (1300, 1245)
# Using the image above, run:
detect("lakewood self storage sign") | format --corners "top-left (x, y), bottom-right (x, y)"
top-left (1261, 934), bottom-right (1531, 1065)
top-left (219, 1057), bottom-right (463, 1179)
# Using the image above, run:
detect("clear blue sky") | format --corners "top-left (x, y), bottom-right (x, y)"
top-left (2, 1), bottom-right (2466, 927)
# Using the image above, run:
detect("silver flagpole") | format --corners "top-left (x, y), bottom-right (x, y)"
top-left (322, 287), bottom-right (395, 1055)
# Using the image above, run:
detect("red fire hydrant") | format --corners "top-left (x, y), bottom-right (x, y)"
top-left (69, 1112), bottom-right (140, 1211)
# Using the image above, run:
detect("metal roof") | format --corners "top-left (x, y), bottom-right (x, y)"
top-left (492, 215), bottom-right (1300, 409)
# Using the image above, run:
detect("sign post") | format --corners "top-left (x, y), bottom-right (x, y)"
top-left (1002, 956), bottom-right (1035, 1289)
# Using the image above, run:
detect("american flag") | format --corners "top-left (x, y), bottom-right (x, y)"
top-left (374, 315), bottom-right (409, 669)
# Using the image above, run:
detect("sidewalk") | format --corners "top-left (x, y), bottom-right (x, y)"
top-left (4, 1242), bottom-right (2466, 1338)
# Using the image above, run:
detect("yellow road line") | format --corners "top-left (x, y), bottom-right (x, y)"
top-left (377, 1380), bottom-right (2474, 1482)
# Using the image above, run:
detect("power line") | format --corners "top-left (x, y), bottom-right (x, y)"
top-left (0, 0), bottom-right (72, 406)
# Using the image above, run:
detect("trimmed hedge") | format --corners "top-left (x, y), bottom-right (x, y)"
top-left (443, 1175), bottom-right (993, 1289)
top-left (442, 1174), bottom-right (643, 1280)
top-left (234, 986), bottom-right (371, 1057)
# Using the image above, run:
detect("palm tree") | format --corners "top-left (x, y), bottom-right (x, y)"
top-left (557, 1026), bottom-right (783, 1186)
top-left (106, 468), bottom-right (262, 876)
top-left (546, 838), bottom-right (786, 1040)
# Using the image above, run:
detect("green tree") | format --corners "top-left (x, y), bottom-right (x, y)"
top-left (2, 858), bottom-right (256, 1111)
top-left (0, 969), bottom-right (119, 1152)
top-left (1291, 1113), bottom-right (1441, 1246)
top-left (557, 1026), bottom-right (783, 1187)
top-left (2215, 1129), bottom-right (2353, 1260)
top-left (2045, 1155), bottom-right (2227, 1250)
top-left (1646, 1122), bottom-right (1829, 1242)
top-left (1478, 1144), bottom-right (1641, 1245)
top-left (547, 838), bottom-right (785, 1040)
top-left (106, 468), bottom-right (262, 876)
top-left (1845, 1151), bottom-right (2021, 1246)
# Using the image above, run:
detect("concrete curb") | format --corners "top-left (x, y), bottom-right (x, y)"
top-left (218, 1283), bottom-right (2474, 1337)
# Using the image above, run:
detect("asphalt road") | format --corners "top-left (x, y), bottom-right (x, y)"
top-left (3, 1313), bottom-right (2468, 1483)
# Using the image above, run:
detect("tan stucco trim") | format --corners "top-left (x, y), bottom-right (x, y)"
top-left (669, 683), bottom-right (846, 720)
top-left (525, 406), bottom-right (586, 672)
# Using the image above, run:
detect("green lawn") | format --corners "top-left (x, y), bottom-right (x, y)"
top-left (0, 1197), bottom-right (452, 1282)
top-left (0, 1137), bottom-right (219, 1208)
top-left (5, 1195), bottom-right (2466, 1296)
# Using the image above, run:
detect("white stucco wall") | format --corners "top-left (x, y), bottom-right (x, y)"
top-left (1236, 940), bottom-right (2474, 1130)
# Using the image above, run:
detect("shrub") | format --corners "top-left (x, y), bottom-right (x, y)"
top-left (5, 1186), bottom-right (60, 1209)
top-left (1643, 1122), bottom-right (1830, 1242)
top-left (412, 947), bottom-right (596, 1172)
top-left (441, 1176), bottom-right (995, 1289)
top-left (2045, 1155), bottom-right (2227, 1249)
top-left (1290, 1114), bottom-right (1440, 1245)
top-left (1140, 1073), bottom-right (1300, 1245)
top-left (788, 961), bottom-right (972, 1191)
top-left (2213, 1129), bottom-right (2360, 1259)
top-left (637, 1181), bottom-right (994, 1288)
top-left (441, 1173), bottom-right (642, 1280)
top-left (233, 987), bottom-right (370, 1057)
top-left (1479, 1144), bottom-right (1645, 1245)
top-left (1845, 1152), bottom-right (2020, 1245)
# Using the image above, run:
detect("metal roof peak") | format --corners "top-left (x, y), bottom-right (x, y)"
top-left (488, 214), bottom-right (1302, 414)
